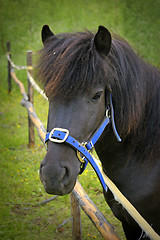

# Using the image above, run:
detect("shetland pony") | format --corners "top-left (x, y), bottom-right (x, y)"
top-left (38, 25), bottom-right (160, 239)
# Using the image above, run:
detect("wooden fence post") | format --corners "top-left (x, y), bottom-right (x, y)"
top-left (27, 50), bottom-right (35, 148)
top-left (7, 41), bottom-right (12, 93)
top-left (70, 192), bottom-right (82, 240)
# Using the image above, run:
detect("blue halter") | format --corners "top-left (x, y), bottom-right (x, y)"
top-left (45, 94), bottom-right (121, 192)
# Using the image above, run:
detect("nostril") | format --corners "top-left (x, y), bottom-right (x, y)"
top-left (63, 167), bottom-right (69, 180)
top-left (40, 162), bottom-right (44, 168)
top-left (60, 163), bottom-right (72, 182)
top-left (40, 159), bottom-right (46, 169)
top-left (40, 161), bottom-right (46, 177)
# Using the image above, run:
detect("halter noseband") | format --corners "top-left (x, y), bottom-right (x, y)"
top-left (45, 93), bottom-right (121, 192)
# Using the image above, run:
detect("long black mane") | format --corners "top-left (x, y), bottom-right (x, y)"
top-left (38, 30), bottom-right (160, 161)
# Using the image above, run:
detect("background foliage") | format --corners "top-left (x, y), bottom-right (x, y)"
top-left (0, 0), bottom-right (159, 239)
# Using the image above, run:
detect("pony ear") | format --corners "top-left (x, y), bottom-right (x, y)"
top-left (41, 25), bottom-right (54, 45)
top-left (94, 26), bottom-right (111, 56)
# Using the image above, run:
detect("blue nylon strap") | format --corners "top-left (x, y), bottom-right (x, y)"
top-left (110, 93), bottom-right (122, 142)
top-left (85, 116), bottom-right (110, 150)
top-left (45, 129), bottom-right (108, 192)
top-left (45, 132), bottom-right (51, 142)
top-left (45, 115), bottom-right (111, 149)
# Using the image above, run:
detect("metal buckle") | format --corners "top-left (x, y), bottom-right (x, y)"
top-left (77, 142), bottom-right (87, 163)
top-left (77, 151), bottom-right (86, 163)
top-left (106, 106), bottom-right (110, 117)
top-left (49, 128), bottom-right (69, 143)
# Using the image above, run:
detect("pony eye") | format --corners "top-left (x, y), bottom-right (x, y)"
top-left (92, 91), bottom-right (103, 101)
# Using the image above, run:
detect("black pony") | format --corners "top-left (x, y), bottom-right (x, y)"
top-left (38, 25), bottom-right (160, 240)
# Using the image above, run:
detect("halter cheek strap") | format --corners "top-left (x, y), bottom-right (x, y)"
top-left (45, 93), bottom-right (121, 192)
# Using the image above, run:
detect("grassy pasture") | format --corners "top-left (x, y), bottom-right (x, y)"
top-left (0, 0), bottom-right (159, 239)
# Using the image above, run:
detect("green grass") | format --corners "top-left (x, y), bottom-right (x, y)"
top-left (0, 0), bottom-right (160, 239)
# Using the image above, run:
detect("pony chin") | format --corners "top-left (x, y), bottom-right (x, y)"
top-left (39, 157), bottom-right (79, 196)
top-left (40, 175), bottom-right (76, 196)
